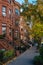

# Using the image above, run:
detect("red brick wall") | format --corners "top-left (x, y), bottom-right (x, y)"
top-left (0, 0), bottom-right (20, 42)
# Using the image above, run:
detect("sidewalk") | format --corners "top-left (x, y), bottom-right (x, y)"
top-left (7, 47), bottom-right (39, 65)
top-left (3, 57), bottom-right (17, 65)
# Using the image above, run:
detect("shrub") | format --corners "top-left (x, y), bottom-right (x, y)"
top-left (34, 46), bottom-right (43, 65)
top-left (34, 56), bottom-right (42, 65)
top-left (0, 62), bottom-right (3, 65)
top-left (0, 49), bottom-right (15, 63)
top-left (3, 50), bottom-right (14, 60)
top-left (0, 50), bottom-right (5, 62)
top-left (39, 46), bottom-right (43, 58)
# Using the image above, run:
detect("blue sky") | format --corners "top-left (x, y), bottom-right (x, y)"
top-left (15, 0), bottom-right (36, 4)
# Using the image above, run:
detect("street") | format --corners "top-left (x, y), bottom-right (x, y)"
top-left (7, 46), bottom-right (39, 65)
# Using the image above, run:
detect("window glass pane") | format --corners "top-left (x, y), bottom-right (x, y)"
top-left (15, 9), bottom-right (20, 15)
top-left (2, 6), bottom-right (6, 16)
top-left (2, 12), bottom-right (6, 16)
top-left (2, 7), bottom-right (6, 12)
top-left (2, 24), bottom-right (6, 34)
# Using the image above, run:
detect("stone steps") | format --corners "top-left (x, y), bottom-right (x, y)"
top-left (0, 39), bottom-right (13, 50)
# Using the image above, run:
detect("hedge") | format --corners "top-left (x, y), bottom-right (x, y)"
top-left (34, 46), bottom-right (43, 65)
top-left (0, 49), bottom-right (15, 62)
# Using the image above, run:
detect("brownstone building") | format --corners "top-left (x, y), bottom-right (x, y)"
top-left (19, 16), bottom-right (31, 48)
top-left (0, 0), bottom-right (20, 50)
top-left (19, 16), bottom-right (29, 44)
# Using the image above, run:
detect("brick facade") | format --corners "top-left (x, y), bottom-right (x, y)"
top-left (19, 16), bottom-right (29, 45)
top-left (0, 0), bottom-right (20, 50)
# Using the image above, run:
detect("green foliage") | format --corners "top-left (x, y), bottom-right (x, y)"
top-left (0, 62), bottom-right (2, 65)
top-left (34, 46), bottom-right (43, 65)
top-left (3, 50), bottom-right (14, 59)
top-left (34, 56), bottom-right (43, 65)
top-left (39, 46), bottom-right (43, 58)
top-left (32, 22), bottom-right (43, 46)
top-left (0, 50), bottom-right (4, 62)
top-left (32, 22), bottom-right (43, 37)
top-left (24, 0), bottom-right (28, 4)
top-left (21, 0), bottom-right (43, 47)
top-left (0, 50), bottom-right (14, 62)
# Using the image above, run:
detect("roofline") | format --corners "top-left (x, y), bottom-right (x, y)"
top-left (14, 1), bottom-right (21, 7)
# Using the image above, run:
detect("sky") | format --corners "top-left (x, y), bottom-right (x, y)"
top-left (15, 0), bottom-right (36, 4)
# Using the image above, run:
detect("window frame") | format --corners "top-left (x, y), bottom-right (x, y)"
top-left (2, 23), bottom-right (6, 35)
top-left (2, 6), bottom-right (6, 16)
top-left (15, 8), bottom-right (20, 15)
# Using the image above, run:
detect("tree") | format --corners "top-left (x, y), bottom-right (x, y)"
top-left (21, 0), bottom-right (31, 22)
top-left (20, 0), bottom-right (43, 46)
top-left (32, 22), bottom-right (43, 47)
top-left (31, 0), bottom-right (43, 43)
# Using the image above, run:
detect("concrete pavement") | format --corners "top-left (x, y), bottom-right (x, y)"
top-left (7, 47), bottom-right (39, 65)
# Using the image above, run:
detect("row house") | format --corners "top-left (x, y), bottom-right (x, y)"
top-left (13, 1), bottom-right (20, 46)
top-left (19, 16), bottom-right (29, 45)
top-left (0, 0), bottom-right (20, 50)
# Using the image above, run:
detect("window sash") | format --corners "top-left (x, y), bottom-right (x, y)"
top-left (2, 24), bottom-right (6, 34)
top-left (2, 7), bottom-right (6, 12)
top-left (2, 6), bottom-right (6, 16)
top-left (15, 9), bottom-right (20, 15)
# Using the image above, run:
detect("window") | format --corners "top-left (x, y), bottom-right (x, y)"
top-left (15, 9), bottom-right (20, 15)
top-left (2, 23), bottom-right (6, 34)
top-left (2, 6), bottom-right (6, 16)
